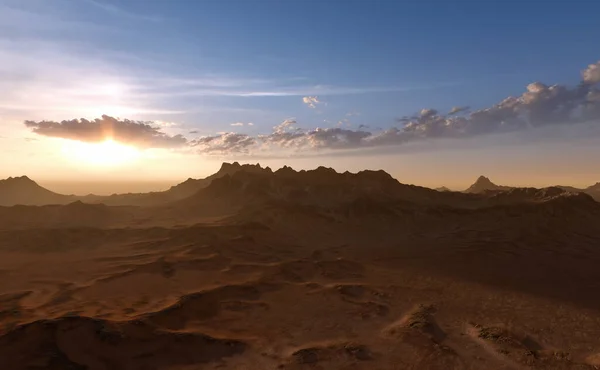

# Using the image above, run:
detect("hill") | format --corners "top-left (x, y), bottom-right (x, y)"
top-left (556, 182), bottom-right (600, 201)
top-left (0, 176), bottom-right (74, 206)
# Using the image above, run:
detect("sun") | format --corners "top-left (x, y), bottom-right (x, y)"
top-left (61, 139), bottom-right (141, 167)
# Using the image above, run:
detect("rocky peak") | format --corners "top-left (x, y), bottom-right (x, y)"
top-left (1, 176), bottom-right (38, 188)
top-left (474, 176), bottom-right (493, 186)
top-left (465, 175), bottom-right (508, 193)
top-left (216, 162), bottom-right (266, 177)
top-left (274, 165), bottom-right (297, 176)
top-left (218, 162), bottom-right (242, 172)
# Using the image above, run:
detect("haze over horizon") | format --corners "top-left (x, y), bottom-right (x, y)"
top-left (2, 0), bottom-right (600, 193)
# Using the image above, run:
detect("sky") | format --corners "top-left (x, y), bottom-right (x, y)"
top-left (1, 0), bottom-right (600, 194)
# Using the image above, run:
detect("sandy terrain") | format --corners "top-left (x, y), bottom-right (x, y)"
top-left (1, 164), bottom-right (600, 369)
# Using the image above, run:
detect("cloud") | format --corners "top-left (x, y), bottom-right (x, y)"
top-left (583, 61), bottom-right (600, 84)
top-left (190, 133), bottom-right (256, 154)
top-left (230, 122), bottom-right (245, 126)
top-left (157, 85), bottom-right (436, 98)
top-left (303, 96), bottom-right (321, 108)
top-left (274, 118), bottom-right (298, 133)
top-left (24, 115), bottom-right (187, 148)
top-left (185, 59), bottom-right (600, 156)
top-left (154, 120), bottom-right (179, 128)
top-left (262, 119), bottom-right (306, 148)
top-left (448, 106), bottom-right (470, 115)
top-left (193, 122), bottom-right (372, 155)
top-left (304, 128), bottom-right (371, 149)
top-left (230, 122), bottom-right (253, 127)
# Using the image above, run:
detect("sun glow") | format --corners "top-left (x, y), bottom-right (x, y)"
top-left (61, 139), bottom-right (141, 167)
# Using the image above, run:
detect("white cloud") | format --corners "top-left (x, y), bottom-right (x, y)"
top-left (303, 96), bottom-right (321, 108)
top-left (154, 120), bottom-right (180, 127)
top-left (583, 61), bottom-right (600, 84)
top-left (190, 132), bottom-right (255, 154)
top-left (448, 106), bottom-right (469, 115)
top-left (24, 115), bottom-right (187, 148)
top-left (230, 122), bottom-right (245, 126)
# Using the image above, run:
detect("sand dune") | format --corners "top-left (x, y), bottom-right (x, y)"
top-left (1, 164), bottom-right (600, 369)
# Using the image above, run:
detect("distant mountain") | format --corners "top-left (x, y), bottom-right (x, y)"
top-left (177, 165), bottom-right (487, 214)
top-left (588, 182), bottom-right (600, 192)
top-left (463, 176), bottom-right (600, 202)
top-left (184, 168), bottom-right (598, 209)
top-left (163, 165), bottom-right (600, 230)
top-left (0, 176), bottom-right (74, 206)
top-left (3, 164), bottom-right (598, 209)
top-left (464, 176), bottom-right (512, 194)
top-left (460, 176), bottom-right (599, 201)
top-left (555, 182), bottom-right (600, 201)
top-left (482, 186), bottom-right (595, 205)
top-left (435, 186), bottom-right (451, 192)
top-left (2, 165), bottom-right (597, 229)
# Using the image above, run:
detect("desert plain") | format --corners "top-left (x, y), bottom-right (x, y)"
top-left (1, 162), bottom-right (600, 369)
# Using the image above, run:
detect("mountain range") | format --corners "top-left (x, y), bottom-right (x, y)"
top-left (462, 175), bottom-right (600, 201)
top-left (1, 163), bottom-right (599, 210)
top-left (1, 162), bottom-right (598, 208)
top-left (0, 162), bottom-right (597, 231)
